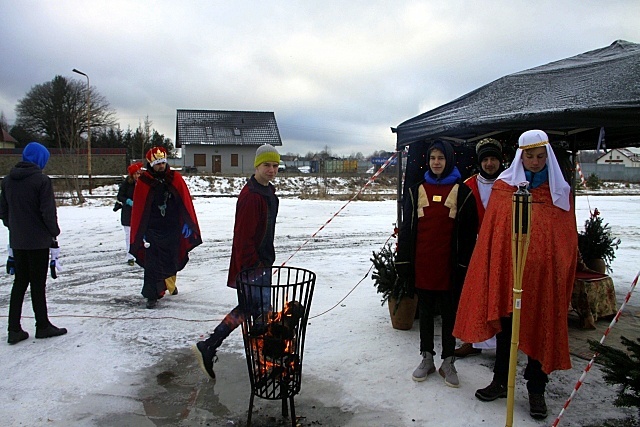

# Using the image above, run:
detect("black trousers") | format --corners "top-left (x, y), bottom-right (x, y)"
top-left (416, 289), bottom-right (456, 359)
top-left (9, 249), bottom-right (50, 331)
top-left (493, 316), bottom-right (548, 394)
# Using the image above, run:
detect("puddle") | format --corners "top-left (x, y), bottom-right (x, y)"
top-left (93, 348), bottom-right (357, 426)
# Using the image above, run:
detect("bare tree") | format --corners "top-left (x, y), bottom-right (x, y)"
top-left (14, 75), bottom-right (117, 203)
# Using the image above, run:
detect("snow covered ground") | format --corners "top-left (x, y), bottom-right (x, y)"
top-left (0, 178), bottom-right (638, 426)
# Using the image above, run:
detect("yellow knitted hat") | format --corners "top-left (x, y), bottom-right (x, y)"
top-left (254, 144), bottom-right (280, 168)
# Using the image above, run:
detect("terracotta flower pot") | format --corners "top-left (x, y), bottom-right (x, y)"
top-left (388, 295), bottom-right (418, 330)
top-left (586, 258), bottom-right (607, 274)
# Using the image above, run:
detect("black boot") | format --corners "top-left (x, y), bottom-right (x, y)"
top-left (8, 329), bottom-right (29, 344)
top-left (35, 324), bottom-right (67, 339)
top-left (529, 393), bottom-right (548, 419)
top-left (475, 380), bottom-right (508, 401)
top-left (192, 341), bottom-right (217, 380)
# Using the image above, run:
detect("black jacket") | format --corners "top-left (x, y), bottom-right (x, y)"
top-left (0, 161), bottom-right (60, 250)
top-left (396, 179), bottom-right (478, 305)
top-left (116, 178), bottom-right (136, 226)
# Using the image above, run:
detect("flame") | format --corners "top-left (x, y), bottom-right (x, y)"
top-left (247, 301), bottom-right (305, 387)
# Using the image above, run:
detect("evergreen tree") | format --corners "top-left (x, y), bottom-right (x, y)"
top-left (589, 336), bottom-right (640, 417)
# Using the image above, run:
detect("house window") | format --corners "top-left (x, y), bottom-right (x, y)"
top-left (231, 153), bottom-right (239, 167)
top-left (194, 154), bottom-right (206, 167)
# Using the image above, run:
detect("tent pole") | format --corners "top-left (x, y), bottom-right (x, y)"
top-left (396, 147), bottom-right (403, 231)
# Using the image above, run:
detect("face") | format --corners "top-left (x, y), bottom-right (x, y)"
top-left (133, 170), bottom-right (141, 181)
top-left (152, 162), bottom-right (167, 173)
top-left (429, 149), bottom-right (446, 177)
top-left (254, 161), bottom-right (279, 185)
top-left (480, 156), bottom-right (501, 175)
top-left (521, 147), bottom-right (548, 173)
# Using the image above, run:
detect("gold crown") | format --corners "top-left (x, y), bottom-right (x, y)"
top-left (146, 147), bottom-right (167, 166)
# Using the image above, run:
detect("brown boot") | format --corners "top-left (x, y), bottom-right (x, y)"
top-left (454, 342), bottom-right (482, 358)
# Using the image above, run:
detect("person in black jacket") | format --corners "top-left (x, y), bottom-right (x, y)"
top-left (0, 142), bottom-right (67, 344)
top-left (395, 139), bottom-right (478, 387)
top-left (117, 162), bottom-right (142, 266)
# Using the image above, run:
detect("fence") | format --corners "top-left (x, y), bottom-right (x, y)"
top-left (579, 163), bottom-right (640, 183)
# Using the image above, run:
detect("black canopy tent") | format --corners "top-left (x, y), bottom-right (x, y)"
top-left (391, 40), bottom-right (640, 225)
top-left (393, 40), bottom-right (640, 151)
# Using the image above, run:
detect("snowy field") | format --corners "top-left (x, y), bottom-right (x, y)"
top-left (0, 181), bottom-right (638, 426)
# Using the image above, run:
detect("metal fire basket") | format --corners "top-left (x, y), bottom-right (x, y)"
top-left (236, 266), bottom-right (315, 427)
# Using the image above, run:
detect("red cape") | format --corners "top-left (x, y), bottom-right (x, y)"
top-left (464, 174), bottom-right (486, 230)
top-left (453, 180), bottom-right (577, 373)
top-left (129, 168), bottom-right (202, 270)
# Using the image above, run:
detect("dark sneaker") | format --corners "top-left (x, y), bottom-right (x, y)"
top-left (171, 287), bottom-right (178, 296)
top-left (35, 324), bottom-right (67, 339)
top-left (475, 380), bottom-right (508, 401)
top-left (454, 342), bottom-right (482, 358)
top-left (529, 393), bottom-right (548, 419)
top-left (8, 329), bottom-right (29, 344)
top-left (146, 299), bottom-right (157, 309)
top-left (193, 341), bottom-right (217, 380)
top-left (127, 259), bottom-right (135, 266)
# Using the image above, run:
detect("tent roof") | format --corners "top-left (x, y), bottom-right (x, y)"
top-left (394, 40), bottom-right (640, 151)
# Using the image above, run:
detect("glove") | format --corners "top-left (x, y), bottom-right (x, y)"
top-left (7, 246), bottom-right (15, 275)
top-left (50, 241), bottom-right (62, 279)
top-left (126, 199), bottom-right (133, 207)
top-left (6, 256), bottom-right (15, 275)
top-left (181, 223), bottom-right (192, 238)
top-left (113, 201), bottom-right (123, 212)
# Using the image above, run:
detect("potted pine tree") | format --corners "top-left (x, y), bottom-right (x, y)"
top-left (371, 243), bottom-right (417, 330)
top-left (577, 208), bottom-right (621, 273)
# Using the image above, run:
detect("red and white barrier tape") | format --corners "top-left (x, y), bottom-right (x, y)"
top-left (279, 152), bottom-right (398, 267)
top-left (576, 161), bottom-right (587, 188)
top-left (551, 270), bottom-right (639, 426)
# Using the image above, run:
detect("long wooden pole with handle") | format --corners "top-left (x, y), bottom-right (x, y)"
top-left (506, 184), bottom-right (532, 427)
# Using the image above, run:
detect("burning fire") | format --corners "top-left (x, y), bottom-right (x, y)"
top-left (248, 301), bottom-right (305, 389)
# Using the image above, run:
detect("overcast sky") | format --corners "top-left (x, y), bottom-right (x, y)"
top-left (2, 1), bottom-right (639, 156)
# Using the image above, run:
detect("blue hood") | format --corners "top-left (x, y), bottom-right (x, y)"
top-left (22, 142), bottom-right (50, 170)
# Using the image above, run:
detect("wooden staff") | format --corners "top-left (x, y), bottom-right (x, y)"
top-left (506, 184), bottom-right (532, 427)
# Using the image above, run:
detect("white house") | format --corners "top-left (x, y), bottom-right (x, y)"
top-left (595, 148), bottom-right (640, 168)
top-left (175, 110), bottom-right (282, 174)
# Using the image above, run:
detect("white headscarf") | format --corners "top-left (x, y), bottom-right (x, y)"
top-left (497, 130), bottom-right (571, 211)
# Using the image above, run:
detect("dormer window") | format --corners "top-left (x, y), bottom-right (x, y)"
top-left (233, 127), bottom-right (241, 136)
top-left (205, 126), bottom-right (213, 137)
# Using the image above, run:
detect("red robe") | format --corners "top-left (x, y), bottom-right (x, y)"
top-left (129, 167), bottom-right (202, 270)
top-left (453, 179), bottom-right (577, 374)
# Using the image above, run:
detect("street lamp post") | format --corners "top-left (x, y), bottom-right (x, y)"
top-left (72, 68), bottom-right (92, 194)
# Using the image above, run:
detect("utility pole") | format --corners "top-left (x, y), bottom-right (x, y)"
top-left (72, 68), bottom-right (92, 194)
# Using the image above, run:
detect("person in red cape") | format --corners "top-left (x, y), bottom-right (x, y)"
top-left (454, 138), bottom-right (505, 358)
top-left (453, 130), bottom-right (577, 420)
top-left (130, 147), bottom-right (202, 309)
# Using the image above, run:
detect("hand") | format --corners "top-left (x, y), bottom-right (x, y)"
top-left (126, 199), bottom-right (133, 207)
top-left (6, 256), bottom-right (15, 275)
top-left (182, 223), bottom-right (192, 238)
top-left (50, 247), bottom-right (61, 261)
